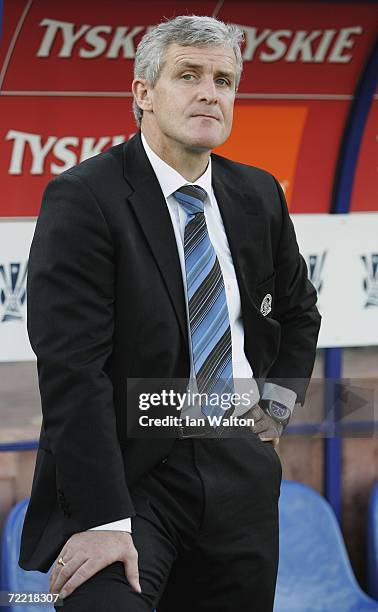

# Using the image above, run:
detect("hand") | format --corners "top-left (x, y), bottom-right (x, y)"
top-left (49, 530), bottom-right (141, 600)
top-left (249, 404), bottom-right (283, 447)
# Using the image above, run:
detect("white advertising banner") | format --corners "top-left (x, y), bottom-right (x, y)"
top-left (0, 220), bottom-right (35, 361)
top-left (292, 213), bottom-right (378, 348)
top-left (0, 213), bottom-right (377, 361)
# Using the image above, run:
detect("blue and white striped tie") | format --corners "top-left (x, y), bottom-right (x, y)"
top-left (173, 185), bottom-right (234, 420)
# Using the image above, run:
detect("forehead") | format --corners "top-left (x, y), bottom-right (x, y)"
top-left (162, 43), bottom-right (237, 72)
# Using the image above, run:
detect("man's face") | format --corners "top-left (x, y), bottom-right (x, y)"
top-left (143, 43), bottom-right (237, 152)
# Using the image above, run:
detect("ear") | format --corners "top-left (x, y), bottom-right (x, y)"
top-left (132, 78), bottom-right (153, 112)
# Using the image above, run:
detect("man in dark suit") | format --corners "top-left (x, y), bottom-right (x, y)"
top-left (19, 15), bottom-right (320, 612)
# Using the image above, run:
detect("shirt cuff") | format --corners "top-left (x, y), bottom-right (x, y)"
top-left (88, 518), bottom-right (132, 533)
top-left (261, 383), bottom-right (297, 413)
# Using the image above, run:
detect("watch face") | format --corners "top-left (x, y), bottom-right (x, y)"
top-left (269, 401), bottom-right (291, 422)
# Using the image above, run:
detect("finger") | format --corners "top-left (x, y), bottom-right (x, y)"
top-left (252, 419), bottom-right (270, 434)
top-left (251, 405), bottom-right (264, 421)
top-left (124, 551), bottom-right (141, 594)
top-left (258, 429), bottom-right (277, 441)
top-left (50, 555), bottom-right (73, 593)
top-left (60, 559), bottom-right (102, 599)
top-left (52, 554), bottom-right (87, 594)
top-left (50, 543), bottom-right (71, 590)
top-left (49, 567), bottom-right (59, 592)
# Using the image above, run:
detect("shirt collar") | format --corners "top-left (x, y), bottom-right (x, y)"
top-left (141, 132), bottom-right (212, 202)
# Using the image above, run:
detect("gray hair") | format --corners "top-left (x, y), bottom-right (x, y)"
top-left (132, 15), bottom-right (244, 127)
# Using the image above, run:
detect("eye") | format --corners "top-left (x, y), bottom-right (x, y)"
top-left (182, 73), bottom-right (195, 81)
top-left (215, 78), bottom-right (230, 86)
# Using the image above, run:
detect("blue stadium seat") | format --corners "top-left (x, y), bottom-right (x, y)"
top-left (368, 482), bottom-right (378, 600)
top-left (274, 480), bottom-right (378, 611)
top-left (0, 498), bottom-right (54, 612)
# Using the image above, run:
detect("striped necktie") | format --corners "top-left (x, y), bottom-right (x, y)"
top-left (173, 184), bottom-right (234, 420)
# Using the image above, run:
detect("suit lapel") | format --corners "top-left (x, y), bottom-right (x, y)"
top-left (122, 134), bottom-right (188, 346)
top-left (211, 155), bottom-right (281, 377)
top-left (211, 155), bottom-right (266, 303)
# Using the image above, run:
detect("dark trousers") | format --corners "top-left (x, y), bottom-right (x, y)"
top-left (56, 430), bottom-right (282, 611)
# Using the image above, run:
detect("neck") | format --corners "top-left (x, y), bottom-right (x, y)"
top-left (141, 129), bottom-right (210, 182)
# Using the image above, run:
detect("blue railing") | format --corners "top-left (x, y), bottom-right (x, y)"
top-left (324, 36), bottom-right (378, 521)
top-left (0, 441), bottom-right (39, 452)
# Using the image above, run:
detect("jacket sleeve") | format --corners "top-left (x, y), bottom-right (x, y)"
top-left (264, 177), bottom-right (321, 405)
top-left (27, 172), bottom-right (135, 536)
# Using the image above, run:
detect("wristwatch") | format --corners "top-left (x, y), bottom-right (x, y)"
top-left (260, 399), bottom-right (291, 428)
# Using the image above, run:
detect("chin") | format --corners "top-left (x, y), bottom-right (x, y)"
top-left (186, 132), bottom-right (224, 152)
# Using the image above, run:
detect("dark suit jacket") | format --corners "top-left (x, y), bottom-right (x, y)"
top-left (19, 132), bottom-right (320, 572)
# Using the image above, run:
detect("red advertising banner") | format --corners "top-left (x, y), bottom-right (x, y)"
top-left (0, 0), bottom-right (377, 216)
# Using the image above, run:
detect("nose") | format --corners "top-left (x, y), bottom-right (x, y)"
top-left (197, 76), bottom-right (218, 104)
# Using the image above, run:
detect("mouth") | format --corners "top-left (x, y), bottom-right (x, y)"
top-left (191, 114), bottom-right (220, 121)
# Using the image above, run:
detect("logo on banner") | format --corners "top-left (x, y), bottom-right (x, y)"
top-left (361, 254), bottom-right (378, 308)
top-left (307, 252), bottom-right (327, 294)
top-left (0, 262), bottom-right (28, 322)
top-left (35, 19), bottom-right (363, 64)
top-left (6, 130), bottom-right (129, 175)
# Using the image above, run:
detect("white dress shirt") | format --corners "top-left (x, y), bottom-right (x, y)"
top-left (90, 132), bottom-right (296, 534)
top-left (141, 133), bottom-right (258, 388)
